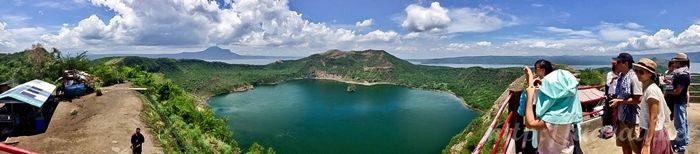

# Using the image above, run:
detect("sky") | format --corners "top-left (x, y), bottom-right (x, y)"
top-left (1, 0), bottom-right (700, 59)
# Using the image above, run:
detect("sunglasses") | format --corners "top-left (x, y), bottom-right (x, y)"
top-left (634, 69), bottom-right (648, 75)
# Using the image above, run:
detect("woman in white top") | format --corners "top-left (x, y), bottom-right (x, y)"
top-left (632, 58), bottom-right (672, 154)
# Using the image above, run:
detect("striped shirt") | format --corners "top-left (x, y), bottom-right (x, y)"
top-left (615, 70), bottom-right (642, 124)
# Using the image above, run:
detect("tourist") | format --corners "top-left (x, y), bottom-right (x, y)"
top-left (534, 59), bottom-right (555, 84)
top-left (131, 128), bottom-right (145, 154)
top-left (607, 59), bottom-right (620, 100)
top-left (517, 60), bottom-right (555, 118)
top-left (663, 61), bottom-right (675, 121)
top-left (601, 58), bottom-right (619, 138)
top-left (633, 58), bottom-right (673, 154)
top-left (609, 53), bottom-right (643, 154)
top-left (515, 59), bottom-right (555, 153)
top-left (523, 62), bottom-right (583, 154)
top-left (666, 53), bottom-right (691, 152)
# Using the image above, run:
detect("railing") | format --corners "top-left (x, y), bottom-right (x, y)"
top-left (577, 85), bottom-right (604, 90)
top-left (491, 112), bottom-right (514, 154)
top-left (0, 143), bottom-right (37, 154)
top-left (472, 91), bottom-right (514, 154)
top-left (690, 73), bottom-right (700, 101)
top-left (472, 86), bottom-right (606, 154)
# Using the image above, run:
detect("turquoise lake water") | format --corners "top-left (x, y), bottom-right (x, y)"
top-left (208, 79), bottom-right (477, 153)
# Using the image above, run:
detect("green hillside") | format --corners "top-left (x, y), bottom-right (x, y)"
top-left (94, 49), bottom-right (523, 153)
top-left (0, 48), bottom-right (522, 153)
top-left (98, 49), bottom-right (522, 111)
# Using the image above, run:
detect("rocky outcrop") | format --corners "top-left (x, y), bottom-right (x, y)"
top-left (232, 84), bottom-right (254, 92)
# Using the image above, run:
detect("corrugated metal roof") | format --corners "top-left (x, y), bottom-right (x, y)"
top-left (0, 80), bottom-right (56, 107)
top-left (578, 88), bottom-right (605, 105)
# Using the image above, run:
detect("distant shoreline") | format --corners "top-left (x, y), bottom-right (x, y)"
top-left (312, 77), bottom-right (395, 86)
top-left (315, 78), bottom-right (471, 109)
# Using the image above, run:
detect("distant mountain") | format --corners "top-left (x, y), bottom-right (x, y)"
top-left (89, 46), bottom-right (282, 60)
top-left (172, 46), bottom-right (241, 59)
top-left (413, 52), bottom-right (700, 65)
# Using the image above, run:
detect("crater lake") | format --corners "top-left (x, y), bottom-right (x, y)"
top-left (209, 79), bottom-right (477, 153)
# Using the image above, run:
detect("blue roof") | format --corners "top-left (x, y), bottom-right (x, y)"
top-left (0, 80), bottom-right (56, 108)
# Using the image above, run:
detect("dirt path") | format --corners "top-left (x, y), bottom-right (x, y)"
top-left (6, 84), bottom-right (163, 154)
top-left (581, 103), bottom-right (700, 154)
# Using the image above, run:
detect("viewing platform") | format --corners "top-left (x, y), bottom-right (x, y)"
top-left (471, 73), bottom-right (700, 154)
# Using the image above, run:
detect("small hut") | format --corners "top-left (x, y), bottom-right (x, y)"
top-left (0, 80), bottom-right (57, 138)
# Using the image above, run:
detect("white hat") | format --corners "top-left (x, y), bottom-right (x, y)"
top-left (672, 52), bottom-right (689, 62)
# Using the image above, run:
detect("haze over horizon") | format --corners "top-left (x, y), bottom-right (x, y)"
top-left (1, 0), bottom-right (700, 59)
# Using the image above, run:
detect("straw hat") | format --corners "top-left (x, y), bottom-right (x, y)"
top-left (633, 58), bottom-right (657, 73)
top-left (672, 52), bottom-right (689, 62)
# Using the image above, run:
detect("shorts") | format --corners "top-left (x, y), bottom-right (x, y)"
top-left (615, 121), bottom-right (639, 149)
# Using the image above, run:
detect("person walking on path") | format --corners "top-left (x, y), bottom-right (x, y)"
top-left (131, 128), bottom-right (145, 154)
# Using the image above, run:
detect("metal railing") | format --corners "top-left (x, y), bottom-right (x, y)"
top-left (472, 86), bottom-right (606, 154)
top-left (472, 91), bottom-right (514, 154)
top-left (0, 143), bottom-right (36, 154)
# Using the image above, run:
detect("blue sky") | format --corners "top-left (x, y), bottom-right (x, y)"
top-left (1, 0), bottom-right (699, 58)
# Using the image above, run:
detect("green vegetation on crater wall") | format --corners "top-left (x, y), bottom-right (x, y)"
top-left (97, 49), bottom-right (522, 153)
top-left (98, 50), bottom-right (522, 111)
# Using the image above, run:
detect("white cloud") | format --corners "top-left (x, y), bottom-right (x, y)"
top-left (10, 1), bottom-right (695, 57)
top-left (502, 38), bottom-right (601, 51)
top-left (357, 30), bottom-right (398, 42)
top-left (39, 0), bottom-right (400, 51)
top-left (0, 22), bottom-right (17, 50)
top-left (476, 41), bottom-right (492, 47)
top-left (355, 18), bottom-right (373, 28)
top-left (439, 41), bottom-right (491, 51)
top-left (531, 4), bottom-right (544, 7)
top-left (401, 2), bottom-right (515, 33)
top-left (542, 22), bottom-right (645, 42)
top-left (0, 15), bottom-right (31, 26)
top-left (528, 23), bottom-right (655, 53)
top-left (446, 6), bottom-right (516, 33)
top-left (528, 41), bottom-right (565, 49)
top-left (446, 43), bottom-right (470, 51)
top-left (403, 32), bottom-right (422, 39)
top-left (625, 23), bottom-right (643, 29)
top-left (617, 24), bottom-right (700, 51)
top-left (598, 22), bottom-right (646, 41)
top-left (7, 27), bottom-right (46, 43)
top-left (543, 27), bottom-right (594, 37)
top-left (0, 19), bottom-right (48, 52)
top-left (394, 46), bottom-right (418, 51)
top-left (583, 46), bottom-right (608, 52)
top-left (401, 2), bottom-right (451, 32)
